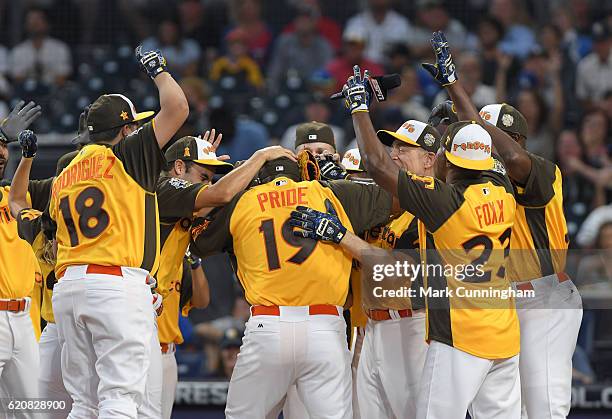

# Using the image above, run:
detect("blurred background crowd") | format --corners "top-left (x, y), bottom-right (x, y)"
top-left (0, 0), bottom-right (611, 389)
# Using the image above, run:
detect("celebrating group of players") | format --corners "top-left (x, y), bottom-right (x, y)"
top-left (0, 31), bottom-right (581, 419)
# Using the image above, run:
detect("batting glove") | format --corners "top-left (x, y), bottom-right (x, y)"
top-left (135, 45), bottom-right (167, 79)
top-left (342, 65), bottom-right (371, 114)
top-left (18, 130), bottom-right (37, 158)
top-left (422, 31), bottom-right (458, 86)
top-left (428, 100), bottom-right (458, 127)
top-left (317, 155), bottom-right (348, 181)
top-left (185, 247), bottom-right (202, 269)
top-left (290, 199), bottom-right (347, 244)
top-left (0, 101), bottom-right (42, 143)
top-left (152, 292), bottom-right (163, 317)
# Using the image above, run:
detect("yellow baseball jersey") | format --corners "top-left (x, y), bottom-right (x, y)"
top-left (508, 153), bottom-right (568, 282)
top-left (398, 166), bottom-right (520, 359)
top-left (49, 122), bottom-right (164, 275)
top-left (191, 178), bottom-right (392, 307)
top-left (17, 208), bottom-right (57, 324)
top-left (154, 176), bottom-right (207, 345)
top-left (30, 262), bottom-right (43, 340)
top-left (0, 181), bottom-right (52, 299)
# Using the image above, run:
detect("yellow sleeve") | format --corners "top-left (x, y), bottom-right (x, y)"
top-left (29, 265), bottom-right (43, 341)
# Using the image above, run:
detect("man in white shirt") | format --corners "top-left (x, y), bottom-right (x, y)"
top-left (576, 21), bottom-right (612, 109)
top-left (344, 0), bottom-right (413, 64)
top-left (9, 9), bottom-right (72, 86)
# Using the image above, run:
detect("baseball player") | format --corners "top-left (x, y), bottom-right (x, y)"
top-left (0, 101), bottom-right (49, 418)
top-left (48, 46), bottom-right (188, 418)
top-left (10, 142), bottom-right (78, 418)
top-left (342, 148), bottom-right (367, 179)
top-left (294, 122), bottom-right (348, 181)
top-left (155, 132), bottom-right (295, 419)
top-left (189, 156), bottom-right (394, 419)
top-left (343, 63), bottom-right (520, 418)
top-left (430, 30), bottom-right (581, 418)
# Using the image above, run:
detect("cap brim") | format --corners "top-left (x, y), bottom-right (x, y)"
top-left (377, 130), bottom-right (421, 148)
top-left (133, 111), bottom-right (155, 122)
top-left (445, 151), bottom-right (494, 171)
top-left (194, 159), bottom-right (234, 174)
top-left (346, 168), bottom-right (365, 173)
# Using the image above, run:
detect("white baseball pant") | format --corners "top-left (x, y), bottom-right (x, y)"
top-left (160, 345), bottom-right (177, 419)
top-left (357, 311), bottom-right (427, 419)
top-left (38, 323), bottom-right (72, 419)
top-left (139, 326), bottom-right (162, 419)
top-left (52, 265), bottom-right (155, 419)
top-left (226, 305), bottom-right (352, 419)
top-left (515, 274), bottom-right (582, 419)
top-left (417, 340), bottom-right (520, 419)
top-left (0, 300), bottom-right (38, 419)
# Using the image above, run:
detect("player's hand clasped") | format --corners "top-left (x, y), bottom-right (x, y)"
top-left (342, 65), bottom-right (371, 114)
top-left (135, 45), bottom-right (168, 79)
top-left (290, 200), bottom-right (347, 244)
top-left (18, 130), bottom-right (37, 158)
top-left (422, 31), bottom-right (458, 86)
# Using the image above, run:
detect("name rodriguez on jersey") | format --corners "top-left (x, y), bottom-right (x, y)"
top-left (372, 286), bottom-right (535, 300)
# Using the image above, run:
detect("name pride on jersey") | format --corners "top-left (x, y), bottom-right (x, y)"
top-left (256, 186), bottom-right (308, 212)
top-left (52, 155), bottom-right (116, 199)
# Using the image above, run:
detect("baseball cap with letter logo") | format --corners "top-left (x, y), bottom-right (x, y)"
top-left (341, 148), bottom-right (365, 173)
top-left (165, 136), bottom-right (233, 174)
top-left (87, 94), bottom-right (154, 134)
top-left (479, 103), bottom-right (528, 138)
top-left (377, 120), bottom-right (440, 153)
top-left (443, 121), bottom-right (494, 171)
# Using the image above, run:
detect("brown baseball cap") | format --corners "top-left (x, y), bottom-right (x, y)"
top-left (87, 94), bottom-right (154, 134)
top-left (479, 104), bottom-right (528, 138)
top-left (165, 136), bottom-right (233, 174)
top-left (294, 121), bottom-right (336, 150)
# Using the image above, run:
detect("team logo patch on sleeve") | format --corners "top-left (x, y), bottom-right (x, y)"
top-left (169, 178), bottom-right (191, 189)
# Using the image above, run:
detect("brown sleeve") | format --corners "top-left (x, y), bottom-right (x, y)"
top-left (397, 170), bottom-right (463, 233)
top-left (112, 121), bottom-right (165, 193)
top-left (156, 177), bottom-right (207, 221)
top-left (17, 208), bottom-right (43, 244)
top-left (189, 196), bottom-right (241, 258)
top-left (326, 180), bottom-right (393, 235)
top-left (28, 178), bottom-right (53, 210)
top-left (513, 153), bottom-right (556, 207)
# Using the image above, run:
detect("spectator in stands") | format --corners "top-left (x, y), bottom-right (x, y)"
top-left (558, 129), bottom-right (603, 240)
top-left (283, 0), bottom-right (342, 52)
top-left (514, 88), bottom-right (561, 161)
top-left (576, 21), bottom-right (612, 110)
top-left (432, 52), bottom-right (496, 109)
top-left (489, 0), bottom-right (536, 59)
top-left (178, 0), bottom-right (228, 55)
top-left (208, 106), bottom-right (269, 162)
top-left (326, 29), bottom-right (384, 92)
top-left (228, 0), bottom-right (272, 65)
top-left (577, 204), bottom-right (612, 248)
top-left (411, 0), bottom-right (471, 58)
top-left (267, 5), bottom-right (333, 95)
top-left (142, 19), bottom-right (200, 77)
top-left (177, 77), bottom-right (211, 138)
top-left (577, 221), bottom-right (612, 285)
top-left (473, 16), bottom-right (520, 90)
top-left (195, 296), bottom-right (250, 375)
top-left (378, 66), bottom-right (430, 123)
top-left (0, 44), bottom-right (9, 119)
top-left (280, 95), bottom-right (346, 151)
top-left (216, 328), bottom-right (244, 379)
top-left (344, 0), bottom-right (414, 64)
top-left (9, 8), bottom-right (72, 86)
top-left (210, 29), bottom-right (264, 91)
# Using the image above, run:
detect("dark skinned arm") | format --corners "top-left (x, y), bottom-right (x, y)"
top-left (8, 157), bottom-right (33, 217)
top-left (352, 112), bottom-right (400, 198)
top-left (445, 80), bottom-right (532, 184)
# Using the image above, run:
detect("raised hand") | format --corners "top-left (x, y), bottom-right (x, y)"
top-left (421, 31), bottom-right (458, 86)
top-left (135, 45), bottom-right (168, 79)
top-left (342, 65), bottom-right (371, 114)
top-left (428, 100), bottom-right (458, 127)
top-left (18, 130), bottom-right (37, 158)
top-left (0, 101), bottom-right (42, 143)
top-left (202, 128), bottom-right (230, 161)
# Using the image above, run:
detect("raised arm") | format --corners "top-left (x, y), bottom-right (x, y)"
top-left (8, 130), bottom-right (37, 217)
top-left (343, 66), bottom-right (400, 196)
top-left (194, 146), bottom-right (296, 210)
top-left (135, 46), bottom-right (189, 148)
top-left (423, 31), bottom-right (532, 184)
